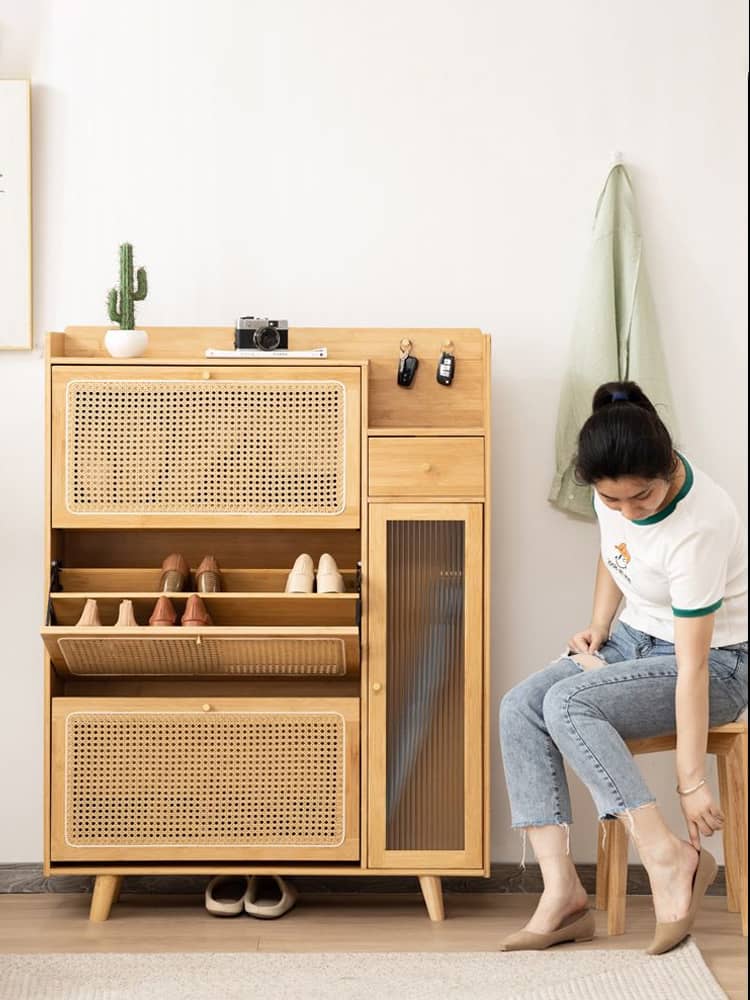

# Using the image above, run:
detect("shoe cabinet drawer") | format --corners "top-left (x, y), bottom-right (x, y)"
top-left (368, 437), bottom-right (484, 498)
top-left (41, 625), bottom-right (361, 678)
top-left (51, 697), bottom-right (360, 861)
top-left (51, 366), bottom-right (361, 529)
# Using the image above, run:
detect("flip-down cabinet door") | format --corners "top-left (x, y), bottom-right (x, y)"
top-left (51, 366), bottom-right (361, 529)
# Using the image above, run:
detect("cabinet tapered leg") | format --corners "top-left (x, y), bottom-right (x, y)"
top-left (419, 876), bottom-right (445, 921)
top-left (90, 875), bottom-right (123, 922)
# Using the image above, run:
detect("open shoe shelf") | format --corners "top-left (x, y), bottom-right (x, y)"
top-left (55, 567), bottom-right (359, 593)
top-left (48, 592), bottom-right (360, 628)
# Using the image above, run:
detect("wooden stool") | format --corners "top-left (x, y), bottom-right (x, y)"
top-left (595, 720), bottom-right (747, 937)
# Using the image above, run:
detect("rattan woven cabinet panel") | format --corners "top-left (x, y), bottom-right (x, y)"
top-left (51, 699), bottom-right (360, 861)
top-left (50, 366), bottom-right (361, 527)
top-left (53, 635), bottom-right (353, 677)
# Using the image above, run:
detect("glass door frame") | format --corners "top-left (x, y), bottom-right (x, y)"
top-left (367, 502), bottom-right (483, 869)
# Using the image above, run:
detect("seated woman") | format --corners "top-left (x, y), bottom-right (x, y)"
top-left (500, 381), bottom-right (748, 953)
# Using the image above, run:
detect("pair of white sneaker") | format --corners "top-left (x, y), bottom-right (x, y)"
top-left (205, 874), bottom-right (297, 919)
top-left (285, 553), bottom-right (345, 593)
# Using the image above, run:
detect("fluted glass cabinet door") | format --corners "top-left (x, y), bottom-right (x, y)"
top-left (368, 503), bottom-right (483, 869)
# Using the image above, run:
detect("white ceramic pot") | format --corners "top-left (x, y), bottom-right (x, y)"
top-left (104, 329), bottom-right (149, 358)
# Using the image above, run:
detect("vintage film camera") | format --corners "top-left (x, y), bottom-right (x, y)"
top-left (234, 317), bottom-right (289, 352)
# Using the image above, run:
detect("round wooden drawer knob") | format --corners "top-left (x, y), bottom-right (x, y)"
top-left (202, 703), bottom-right (212, 712)
top-left (202, 371), bottom-right (211, 380)
top-left (372, 682), bottom-right (383, 692)
top-left (422, 463), bottom-right (433, 473)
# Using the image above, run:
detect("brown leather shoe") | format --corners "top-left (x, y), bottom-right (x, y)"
top-left (76, 598), bottom-right (102, 627)
top-left (158, 553), bottom-right (189, 592)
top-left (114, 599), bottom-right (139, 627)
top-left (646, 848), bottom-right (717, 955)
top-left (180, 594), bottom-right (212, 627)
top-left (196, 555), bottom-right (222, 593)
top-left (500, 908), bottom-right (595, 952)
top-left (149, 595), bottom-right (178, 626)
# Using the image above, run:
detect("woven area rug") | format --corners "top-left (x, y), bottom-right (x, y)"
top-left (0, 939), bottom-right (726, 1000)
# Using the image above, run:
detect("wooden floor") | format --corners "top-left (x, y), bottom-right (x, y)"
top-left (0, 892), bottom-right (746, 998)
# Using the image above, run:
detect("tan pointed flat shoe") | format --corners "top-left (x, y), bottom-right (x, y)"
top-left (181, 594), bottom-right (212, 627)
top-left (316, 553), bottom-right (345, 593)
top-left (646, 848), bottom-right (717, 955)
top-left (158, 553), bottom-right (189, 592)
top-left (114, 599), bottom-right (139, 627)
top-left (149, 595), bottom-right (178, 627)
top-left (196, 555), bottom-right (222, 593)
top-left (285, 554), bottom-right (314, 593)
top-left (500, 908), bottom-right (595, 952)
top-left (76, 598), bottom-right (102, 627)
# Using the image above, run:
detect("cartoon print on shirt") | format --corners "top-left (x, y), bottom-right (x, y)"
top-left (607, 542), bottom-right (632, 583)
top-left (614, 543), bottom-right (631, 570)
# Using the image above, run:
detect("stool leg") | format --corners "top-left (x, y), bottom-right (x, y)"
top-left (606, 820), bottom-right (629, 936)
top-left (595, 820), bottom-right (613, 911)
top-left (717, 731), bottom-right (748, 935)
top-left (717, 751), bottom-right (739, 914)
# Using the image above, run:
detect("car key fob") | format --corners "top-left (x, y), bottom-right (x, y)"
top-left (397, 350), bottom-right (418, 387)
top-left (436, 350), bottom-right (455, 386)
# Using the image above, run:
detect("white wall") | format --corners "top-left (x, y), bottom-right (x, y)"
top-left (0, 0), bottom-right (746, 867)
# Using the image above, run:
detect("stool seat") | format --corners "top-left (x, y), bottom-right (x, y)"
top-left (595, 720), bottom-right (747, 937)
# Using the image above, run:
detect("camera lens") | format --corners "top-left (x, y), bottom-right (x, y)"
top-left (253, 327), bottom-right (281, 351)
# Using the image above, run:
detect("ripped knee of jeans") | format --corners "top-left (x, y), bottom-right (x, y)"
top-left (570, 652), bottom-right (606, 671)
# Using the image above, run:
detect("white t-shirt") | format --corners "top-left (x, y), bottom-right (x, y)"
top-left (593, 455), bottom-right (748, 647)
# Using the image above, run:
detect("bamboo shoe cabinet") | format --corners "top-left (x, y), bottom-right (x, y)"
top-left (41, 326), bottom-right (491, 921)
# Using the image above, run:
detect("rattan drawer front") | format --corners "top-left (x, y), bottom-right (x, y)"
top-left (368, 438), bottom-right (484, 497)
top-left (51, 367), bottom-right (360, 527)
top-left (51, 697), bottom-right (360, 861)
top-left (41, 627), bottom-right (360, 678)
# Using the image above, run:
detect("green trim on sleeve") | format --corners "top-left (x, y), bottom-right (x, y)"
top-left (672, 599), bottom-right (723, 618)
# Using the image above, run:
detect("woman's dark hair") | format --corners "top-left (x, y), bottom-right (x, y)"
top-left (574, 381), bottom-right (677, 484)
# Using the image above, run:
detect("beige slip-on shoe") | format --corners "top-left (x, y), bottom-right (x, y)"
top-left (76, 598), bottom-right (102, 627)
top-left (500, 908), bottom-right (595, 952)
top-left (114, 599), bottom-right (139, 627)
top-left (285, 554), bottom-right (314, 593)
top-left (646, 847), bottom-right (717, 955)
top-left (316, 553), bottom-right (345, 593)
top-left (205, 876), bottom-right (251, 917)
top-left (244, 875), bottom-right (298, 919)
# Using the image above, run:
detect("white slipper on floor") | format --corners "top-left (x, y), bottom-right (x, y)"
top-left (205, 876), bottom-right (251, 916)
top-left (244, 875), bottom-right (298, 919)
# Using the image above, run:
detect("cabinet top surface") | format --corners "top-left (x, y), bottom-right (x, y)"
top-left (48, 326), bottom-right (488, 363)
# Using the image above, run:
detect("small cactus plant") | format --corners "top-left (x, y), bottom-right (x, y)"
top-left (107, 243), bottom-right (148, 330)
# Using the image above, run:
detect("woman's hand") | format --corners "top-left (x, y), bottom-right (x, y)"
top-left (567, 624), bottom-right (609, 655)
top-left (679, 783), bottom-right (725, 850)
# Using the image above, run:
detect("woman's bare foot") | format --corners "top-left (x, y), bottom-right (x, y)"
top-left (524, 875), bottom-right (589, 934)
top-left (640, 837), bottom-right (699, 924)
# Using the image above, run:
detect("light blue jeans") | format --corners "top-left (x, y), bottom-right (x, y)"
top-left (499, 620), bottom-right (748, 835)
